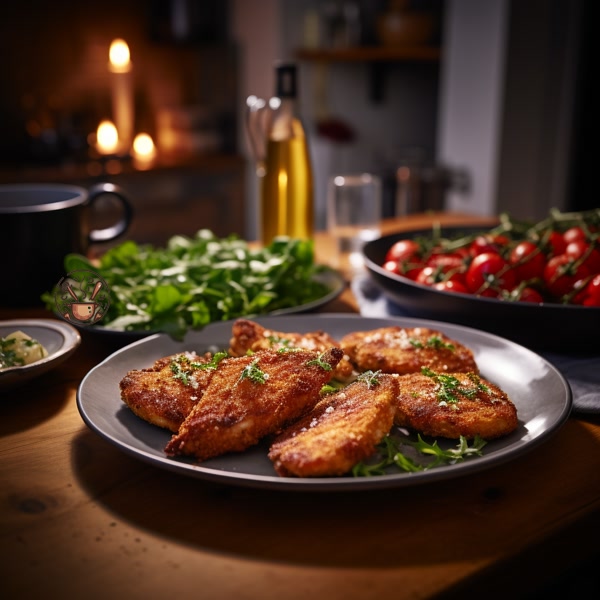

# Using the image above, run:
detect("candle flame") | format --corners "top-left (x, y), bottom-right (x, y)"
top-left (132, 133), bottom-right (156, 169)
top-left (133, 133), bottom-right (156, 158)
top-left (109, 39), bottom-right (131, 72)
top-left (96, 120), bottom-right (119, 154)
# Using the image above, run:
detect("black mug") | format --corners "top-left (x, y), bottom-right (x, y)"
top-left (0, 182), bottom-right (133, 307)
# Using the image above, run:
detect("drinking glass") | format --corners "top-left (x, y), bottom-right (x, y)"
top-left (327, 173), bottom-right (382, 275)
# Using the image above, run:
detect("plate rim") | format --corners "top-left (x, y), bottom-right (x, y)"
top-left (77, 313), bottom-right (572, 492)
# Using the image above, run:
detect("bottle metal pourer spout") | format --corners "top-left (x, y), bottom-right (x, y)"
top-left (245, 95), bottom-right (277, 177)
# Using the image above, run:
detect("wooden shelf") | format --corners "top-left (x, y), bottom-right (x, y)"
top-left (296, 45), bottom-right (441, 102)
top-left (295, 45), bottom-right (441, 63)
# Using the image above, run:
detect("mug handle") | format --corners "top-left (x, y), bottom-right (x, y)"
top-left (87, 182), bottom-right (134, 243)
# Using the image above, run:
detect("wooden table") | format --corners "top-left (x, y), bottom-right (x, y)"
top-left (1, 213), bottom-right (599, 599)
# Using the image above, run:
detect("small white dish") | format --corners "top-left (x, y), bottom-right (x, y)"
top-left (0, 319), bottom-right (81, 391)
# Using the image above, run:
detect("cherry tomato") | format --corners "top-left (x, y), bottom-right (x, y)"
top-left (426, 252), bottom-right (466, 271)
top-left (385, 239), bottom-right (420, 263)
top-left (433, 280), bottom-right (468, 294)
top-left (565, 240), bottom-right (600, 273)
top-left (383, 260), bottom-right (402, 276)
top-left (416, 261), bottom-right (466, 286)
top-left (544, 231), bottom-right (567, 257)
top-left (563, 226), bottom-right (587, 245)
top-left (583, 275), bottom-right (600, 306)
top-left (514, 287), bottom-right (544, 303)
top-left (466, 252), bottom-right (516, 294)
top-left (509, 241), bottom-right (546, 281)
top-left (469, 234), bottom-right (510, 257)
top-left (543, 254), bottom-right (592, 298)
top-left (415, 266), bottom-right (439, 286)
top-left (384, 260), bottom-right (422, 280)
top-left (572, 274), bottom-right (600, 306)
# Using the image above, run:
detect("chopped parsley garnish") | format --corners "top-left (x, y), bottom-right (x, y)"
top-left (238, 357), bottom-right (269, 384)
top-left (170, 352), bottom-right (227, 385)
top-left (421, 367), bottom-right (487, 405)
top-left (267, 335), bottom-right (292, 347)
top-left (306, 352), bottom-right (333, 371)
top-left (410, 335), bottom-right (455, 351)
top-left (0, 336), bottom-right (24, 368)
top-left (197, 351), bottom-right (228, 370)
top-left (356, 370), bottom-right (381, 388)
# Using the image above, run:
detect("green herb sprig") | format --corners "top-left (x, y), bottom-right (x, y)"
top-left (421, 367), bottom-right (488, 405)
top-left (0, 336), bottom-right (24, 368)
top-left (356, 369), bottom-right (381, 388)
top-left (238, 357), bottom-right (269, 384)
top-left (410, 335), bottom-right (455, 351)
top-left (306, 352), bottom-right (333, 371)
top-left (352, 433), bottom-right (487, 476)
top-left (170, 351), bottom-right (227, 385)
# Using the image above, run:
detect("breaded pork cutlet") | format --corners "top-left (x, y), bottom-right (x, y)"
top-left (268, 373), bottom-right (398, 477)
top-left (165, 347), bottom-right (344, 461)
top-left (229, 318), bottom-right (355, 381)
top-left (394, 369), bottom-right (518, 440)
top-left (119, 351), bottom-right (218, 432)
top-left (340, 326), bottom-right (478, 375)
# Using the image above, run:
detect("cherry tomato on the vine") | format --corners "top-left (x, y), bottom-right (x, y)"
top-left (415, 266), bottom-right (439, 286)
top-left (513, 286), bottom-right (544, 303)
top-left (565, 240), bottom-right (600, 273)
top-left (426, 252), bottom-right (466, 271)
top-left (385, 239), bottom-right (420, 263)
top-left (383, 260), bottom-right (402, 276)
top-left (466, 252), bottom-right (516, 294)
top-left (469, 234), bottom-right (510, 257)
top-left (509, 241), bottom-right (546, 281)
top-left (544, 231), bottom-right (567, 257)
top-left (563, 226), bottom-right (588, 245)
top-left (433, 280), bottom-right (469, 294)
top-left (383, 259), bottom-right (422, 280)
top-left (380, 215), bottom-right (600, 306)
top-left (572, 274), bottom-right (600, 306)
top-left (543, 254), bottom-right (592, 298)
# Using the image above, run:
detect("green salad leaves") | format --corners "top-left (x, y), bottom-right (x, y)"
top-left (42, 230), bottom-right (332, 340)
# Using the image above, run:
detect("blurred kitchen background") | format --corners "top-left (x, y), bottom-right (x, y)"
top-left (0, 0), bottom-right (593, 245)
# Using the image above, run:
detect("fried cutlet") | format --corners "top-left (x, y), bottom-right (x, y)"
top-left (119, 351), bottom-right (217, 432)
top-left (229, 318), bottom-right (355, 381)
top-left (165, 347), bottom-right (344, 461)
top-left (340, 326), bottom-right (478, 375)
top-left (394, 369), bottom-right (518, 439)
top-left (268, 373), bottom-right (398, 477)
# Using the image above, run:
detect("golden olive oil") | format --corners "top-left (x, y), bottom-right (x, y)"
top-left (261, 128), bottom-right (314, 244)
top-left (259, 63), bottom-right (314, 246)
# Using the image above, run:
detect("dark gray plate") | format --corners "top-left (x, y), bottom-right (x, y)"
top-left (77, 314), bottom-right (571, 491)
top-left (362, 228), bottom-right (600, 352)
top-left (0, 319), bottom-right (81, 390)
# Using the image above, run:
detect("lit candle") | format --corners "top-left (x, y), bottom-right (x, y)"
top-left (108, 38), bottom-right (134, 154)
top-left (132, 132), bottom-right (156, 169)
top-left (96, 120), bottom-right (119, 155)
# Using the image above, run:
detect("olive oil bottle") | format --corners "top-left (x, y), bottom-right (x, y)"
top-left (260, 63), bottom-right (314, 245)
